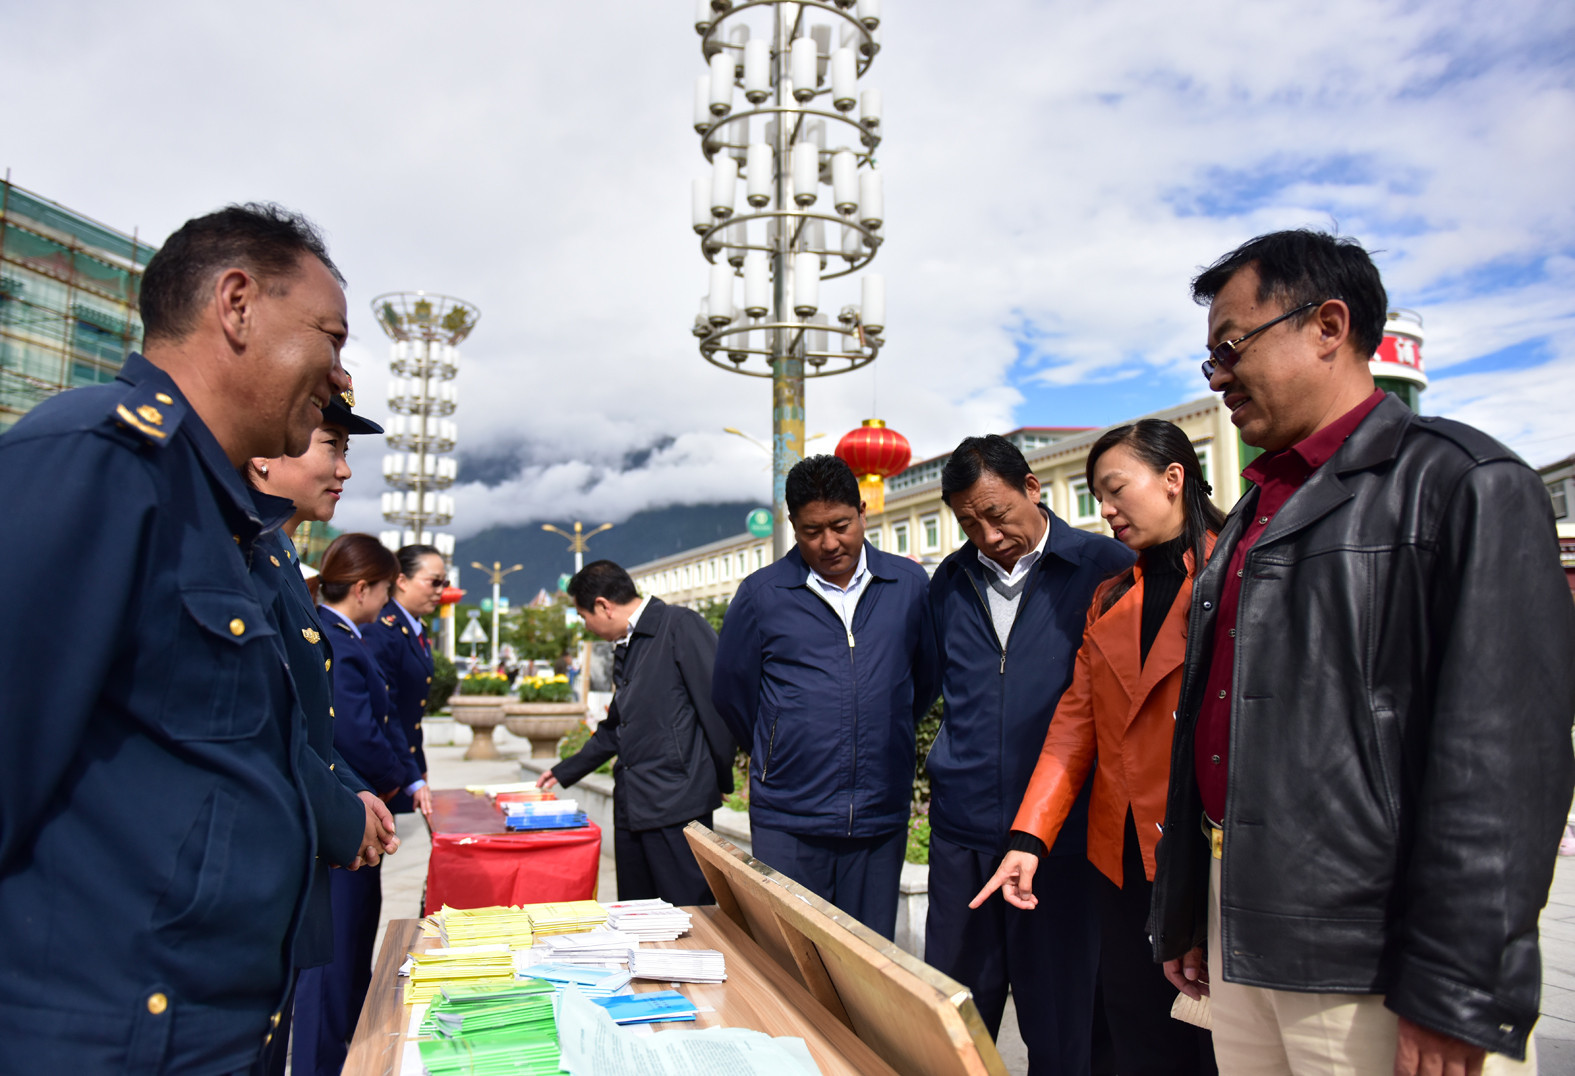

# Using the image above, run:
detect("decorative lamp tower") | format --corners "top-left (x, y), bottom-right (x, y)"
top-left (372, 290), bottom-right (478, 563)
top-left (1373, 309), bottom-right (1427, 412)
top-left (835, 418), bottom-right (910, 514)
top-left (690, 0), bottom-right (889, 558)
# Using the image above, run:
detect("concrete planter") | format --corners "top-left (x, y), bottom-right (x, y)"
top-left (449, 695), bottom-right (507, 760)
top-left (503, 703), bottom-right (586, 759)
top-left (515, 755), bottom-right (932, 957)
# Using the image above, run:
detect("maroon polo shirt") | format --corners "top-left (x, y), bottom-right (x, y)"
top-left (1194, 389), bottom-right (1385, 821)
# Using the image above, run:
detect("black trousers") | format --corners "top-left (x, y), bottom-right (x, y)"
top-left (1098, 813), bottom-right (1217, 1076)
top-left (614, 813), bottom-right (716, 906)
top-left (292, 863), bottom-right (380, 1076)
top-left (926, 833), bottom-right (1102, 1076)
top-left (748, 825), bottom-right (906, 939)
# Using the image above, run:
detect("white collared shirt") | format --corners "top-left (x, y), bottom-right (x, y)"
top-left (319, 604), bottom-right (363, 638)
top-left (808, 547), bottom-right (871, 635)
top-left (395, 599), bottom-right (423, 638)
top-left (976, 510), bottom-right (1051, 584)
top-left (617, 595), bottom-right (651, 648)
top-left (976, 510), bottom-right (1051, 648)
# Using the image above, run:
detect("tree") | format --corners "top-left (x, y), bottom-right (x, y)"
top-left (503, 595), bottom-right (586, 664)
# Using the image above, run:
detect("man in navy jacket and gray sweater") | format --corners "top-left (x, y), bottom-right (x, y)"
top-left (927, 434), bottom-right (1134, 1075)
top-left (714, 455), bottom-right (939, 940)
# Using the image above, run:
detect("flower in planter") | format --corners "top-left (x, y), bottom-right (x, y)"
top-left (516, 673), bottom-right (572, 703)
top-left (458, 672), bottom-right (510, 696)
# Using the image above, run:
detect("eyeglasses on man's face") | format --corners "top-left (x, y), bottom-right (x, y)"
top-left (1201, 301), bottom-right (1321, 382)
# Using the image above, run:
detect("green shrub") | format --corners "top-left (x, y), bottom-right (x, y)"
top-left (913, 696), bottom-right (943, 805)
top-left (428, 654), bottom-right (458, 714)
top-left (557, 719), bottom-right (612, 775)
top-left (906, 803), bottom-right (931, 864)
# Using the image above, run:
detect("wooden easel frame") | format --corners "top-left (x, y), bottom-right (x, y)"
top-left (684, 822), bottom-right (1008, 1076)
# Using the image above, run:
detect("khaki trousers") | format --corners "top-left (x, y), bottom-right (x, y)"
top-left (1207, 855), bottom-right (1536, 1074)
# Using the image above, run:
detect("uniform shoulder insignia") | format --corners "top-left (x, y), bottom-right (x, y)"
top-left (109, 383), bottom-right (188, 448)
top-left (331, 621), bottom-right (354, 634)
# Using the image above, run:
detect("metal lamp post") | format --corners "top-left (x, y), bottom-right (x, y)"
top-left (690, 0), bottom-right (888, 558)
top-left (374, 292), bottom-right (478, 660)
top-left (471, 560), bottom-right (524, 664)
top-left (542, 521), bottom-right (614, 575)
top-left (373, 291), bottom-right (478, 560)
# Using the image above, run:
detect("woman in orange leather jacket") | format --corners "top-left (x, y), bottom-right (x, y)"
top-left (973, 419), bottom-right (1223, 1076)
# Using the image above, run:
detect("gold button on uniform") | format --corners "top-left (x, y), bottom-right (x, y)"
top-left (329, 707), bottom-right (335, 717)
top-left (271, 1011), bottom-right (281, 1027)
top-left (270, 555), bottom-right (281, 567)
top-left (325, 659), bottom-right (332, 671)
top-left (229, 619), bottom-right (245, 636)
top-left (147, 992), bottom-right (168, 1015)
top-left (155, 392), bottom-right (174, 404)
top-left (420, 698), bottom-right (428, 707)
top-left (426, 676), bottom-right (433, 684)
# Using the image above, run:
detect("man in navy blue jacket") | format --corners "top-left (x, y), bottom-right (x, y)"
top-left (927, 434), bottom-right (1134, 1075)
top-left (714, 455), bottom-right (938, 940)
top-left (0, 204), bottom-right (351, 1072)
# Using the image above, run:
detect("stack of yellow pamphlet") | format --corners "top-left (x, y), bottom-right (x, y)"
top-left (519, 900), bottom-right (607, 936)
top-left (433, 904), bottom-right (536, 948)
top-left (405, 944), bottom-right (519, 1006)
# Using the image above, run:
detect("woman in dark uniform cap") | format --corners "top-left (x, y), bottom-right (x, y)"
top-left (245, 388), bottom-right (401, 1076)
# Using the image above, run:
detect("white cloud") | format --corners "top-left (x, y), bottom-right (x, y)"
top-left (4, 0), bottom-right (1570, 529)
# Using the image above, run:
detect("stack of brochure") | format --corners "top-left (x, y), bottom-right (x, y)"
top-left (419, 981), bottom-right (557, 1040)
top-left (628, 948), bottom-right (727, 984)
top-left (517, 961), bottom-right (633, 998)
top-left (433, 904), bottom-right (536, 948)
top-left (502, 799), bottom-right (588, 831)
top-left (404, 945), bottom-right (519, 1005)
top-left (537, 928), bottom-right (640, 964)
top-left (604, 898), bottom-right (694, 941)
top-left (591, 990), bottom-right (701, 1025)
top-left (522, 900), bottom-right (607, 936)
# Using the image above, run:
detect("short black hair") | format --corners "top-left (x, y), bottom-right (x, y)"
top-left (785, 454), bottom-right (861, 516)
top-left (940, 434), bottom-right (1033, 505)
top-left (1191, 229), bottom-right (1388, 359)
top-left (567, 560), bottom-right (639, 609)
top-left (140, 203), bottom-right (344, 344)
top-left (396, 544), bottom-right (443, 579)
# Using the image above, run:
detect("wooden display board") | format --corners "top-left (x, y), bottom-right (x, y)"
top-left (684, 821), bottom-right (1007, 1076)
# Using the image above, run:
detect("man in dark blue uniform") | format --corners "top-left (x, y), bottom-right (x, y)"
top-left (364, 544), bottom-right (446, 815)
top-left (0, 203), bottom-right (352, 1072)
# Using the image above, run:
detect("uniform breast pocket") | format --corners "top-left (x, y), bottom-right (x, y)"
top-left (159, 586), bottom-right (279, 741)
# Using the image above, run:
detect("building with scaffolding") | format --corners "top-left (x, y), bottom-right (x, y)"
top-left (0, 180), bottom-right (156, 432)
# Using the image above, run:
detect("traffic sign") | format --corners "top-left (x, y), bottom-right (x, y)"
top-left (746, 508), bottom-right (774, 538)
top-left (459, 619), bottom-right (489, 644)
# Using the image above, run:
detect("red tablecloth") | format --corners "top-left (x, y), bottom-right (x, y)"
top-left (422, 790), bottom-right (602, 915)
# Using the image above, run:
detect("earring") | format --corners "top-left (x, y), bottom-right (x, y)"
top-left (259, 464), bottom-right (269, 476)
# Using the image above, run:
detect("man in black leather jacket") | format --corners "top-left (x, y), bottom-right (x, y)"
top-left (1150, 230), bottom-right (1575, 1074)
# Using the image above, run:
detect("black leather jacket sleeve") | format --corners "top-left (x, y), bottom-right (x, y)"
top-left (1383, 458), bottom-right (1575, 1053)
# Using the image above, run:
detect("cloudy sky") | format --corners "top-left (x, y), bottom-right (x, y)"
top-left (6, 0), bottom-right (1571, 537)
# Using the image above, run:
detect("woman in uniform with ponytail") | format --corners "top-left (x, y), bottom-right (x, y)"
top-left (293, 533), bottom-right (429, 1076)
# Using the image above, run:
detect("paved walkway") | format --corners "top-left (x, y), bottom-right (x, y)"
top-left (385, 740), bottom-right (1575, 1075)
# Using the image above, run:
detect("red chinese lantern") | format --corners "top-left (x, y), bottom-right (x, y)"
top-left (836, 418), bottom-right (912, 514)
